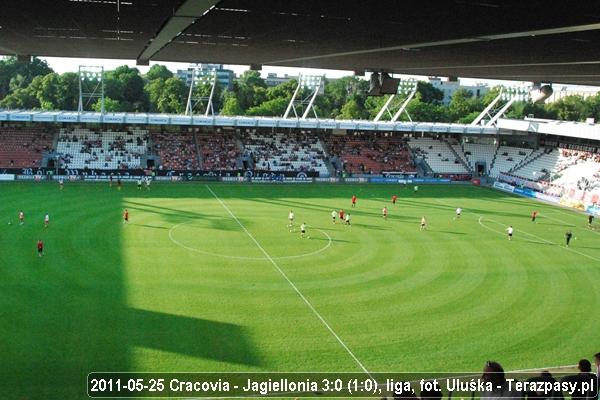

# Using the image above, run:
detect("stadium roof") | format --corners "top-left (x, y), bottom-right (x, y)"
top-left (0, 109), bottom-right (498, 134)
top-left (2, 1), bottom-right (600, 85)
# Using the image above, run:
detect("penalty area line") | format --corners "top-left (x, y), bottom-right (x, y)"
top-left (205, 185), bottom-right (372, 377)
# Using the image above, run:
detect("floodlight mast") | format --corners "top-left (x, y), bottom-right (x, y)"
top-left (185, 67), bottom-right (218, 116)
top-left (373, 78), bottom-right (418, 122)
top-left (471, 86), bottom-right (530, 127)
top-left (283, 75), bottom-right (324, 119)
top-left (283, 74), bottom-right (303, 119)
top-left (78, 66), bottom-right (105, 113)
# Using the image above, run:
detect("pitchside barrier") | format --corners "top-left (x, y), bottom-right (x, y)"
top-left (6, 173), bottom-right (472, 185)
top-left (493, 181), bottom-right (600, 216)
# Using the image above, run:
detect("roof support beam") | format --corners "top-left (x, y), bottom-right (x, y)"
top-left (137, 0), bottom-right (220, 64)
top-left (267, 22), bottom-right (600, 65)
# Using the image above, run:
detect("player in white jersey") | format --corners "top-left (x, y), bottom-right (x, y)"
top-left (345, 213), bottom-right (351, 226)
top-left (44, 213), bottom-right (49, 228)
top-left (137, 178), bottom-right (142, 190)
top-left (331, 210), bottom-right (336, 224)
top-left (420, 216), bottom-right (427, 231)
top-left (288, 210), bottom-right (295, 231)
top-left (300, 223), bottom-right (307, 238)
top-left (506, 226), bottom-right (514, 240)
top-left (455, 207), bottom-right (462, 219)
top-left (145, 176), bottom-right (151, 190)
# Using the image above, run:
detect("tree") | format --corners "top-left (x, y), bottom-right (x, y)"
top-left (547, 95), bottom-right (590, 121)
top-left (146, 64), bottom-right (173, 81)
top-left (144, 76), bottom-right (187, 114)
top-left (92, 97), bottom-right (121, 112)
top-left (324, 76), bottom-right (368, 118)
top-left (0, 56), bottom-right (53, 99)
top-left (404, 98), bottom-right (450, 122)
top-left (246, 98), bottom-right (289, 116)
top-left (585, 93), bottom-right (600, 122)
top-left (339, 97), bottom-right (364, 119)
top-left (0, 87), bottom-right (39, 109)
top-left (58, 72), bottom-right (80, 111)
top-left (104, 65), bottom-right (147, 111)
top-left (449, 88), bottom-right (480, 122)
top-left (220, 92), bottom-right (243, 116)
top-left (159, 77), bottom-right (187, 114)
top-left (416, 81), bottom-right (444, 104)
top-left (232, 70), bottom-right (267, 112)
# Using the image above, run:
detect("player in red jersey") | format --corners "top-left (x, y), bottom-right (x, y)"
top-left (531, 210), bottom-right (538, 223)
top-left (123, 209), bottom-right (129, 224)
top-left (351, 195), bottom-right (357, 208)
top-left (339, 209), bottom-right (345, 221)
top-left (19, 210), bottom-right (24, 225)
top-left (392, 195), bottom-right (398, 205)
top-left (37, 239), bottom-right (44, 257)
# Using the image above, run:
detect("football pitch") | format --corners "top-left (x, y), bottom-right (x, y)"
top-left (1, 182), bottom-right (599, 399)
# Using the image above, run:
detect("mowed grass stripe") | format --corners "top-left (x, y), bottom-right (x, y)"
top-left (1, 182), bottom-right (599, 398)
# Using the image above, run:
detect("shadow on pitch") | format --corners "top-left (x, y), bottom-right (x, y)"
top-left (130, 223), bottom-right (169, 230)
top-left (430, 230), bottom-right (467, 235)
top-left (128, 308), bottom-right (262, 367)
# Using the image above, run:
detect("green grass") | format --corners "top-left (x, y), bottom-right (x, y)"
top-left (1, 182), bottom-right (599, 399)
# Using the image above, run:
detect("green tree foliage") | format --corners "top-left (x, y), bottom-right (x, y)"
top-left (322, 77), bottom-right (366, 118)
top-left (146, 64), bottom-right (173, 81)
top-left (416, 81), bottom-right (444, 104)
top-left (25, 72), bottom-right (79, 110)
top-left (232, 71), bottom-right (267, 112)
top-left (104, 65), bottom-right (147, 111)
top-left (0, 87), bottom-right (39, 109)
top-left (2, 59), bottom-right (600, 124)
top-left (448, 88), bottom-right (481, 122)
top-left (246, 98), bottom-right (289, 116)
top-left (145, 77), bottom-right (187, 114)
top-left (92, 97), bottom-right (121, 113)
top-left (547, 95), bottom-right (591, 122)
top-left (339, 96), bottom-right (368, 120)
top-left (220, 92), bottom-right (243, 116)
top-left (404, 98), bottom-right (450, 122)
top-left (0, 56), bottom-right (53, 99)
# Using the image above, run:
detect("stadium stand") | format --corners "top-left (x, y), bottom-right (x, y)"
top-left (197, 131), bottom-right (241, 170)
top-left (408, 137), bottom-right (470, 174)
top-left (57, 128), bottom-right (149, 170)
top-left (152, 132), bottom-right (199, 170)
top-left (0, 127), bottom-right (53, 168)
top-left (510, 148), bottom-right (561, 181)
top-left (242, 130), bottom-right (330, 175)
top-left (488, 145), bottom-right (535, 178)
top-left (326, 133), bottom-right (416, 174)
top-left (462, 142), bottom-right (498, 175)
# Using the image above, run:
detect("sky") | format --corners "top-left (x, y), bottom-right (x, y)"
top-left (21, 56), bottom-right (600, 92)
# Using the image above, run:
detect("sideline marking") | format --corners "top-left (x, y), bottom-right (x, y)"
top-left (206, 185), bottom-right (372, 376)
top-left (168, 220), bottom-right (332, 261)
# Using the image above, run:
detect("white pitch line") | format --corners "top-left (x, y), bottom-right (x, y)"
top-left (205, 185), bottom-right (372, 376)
top-left (168, 220), bottom-right (332, 261)
top-left (539, 213), bottom-right (576, 227)
top-left (510, 364), bottom-right (577, 373)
